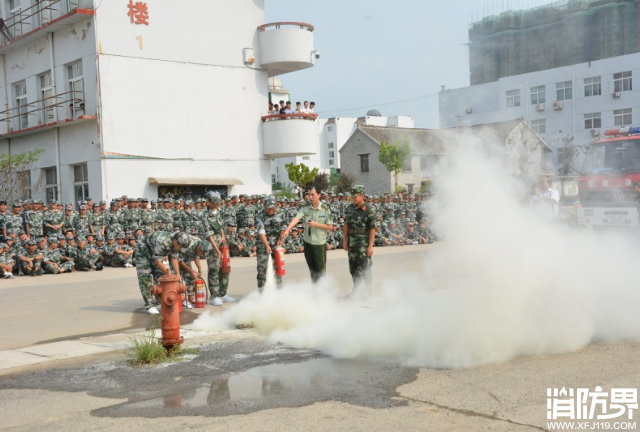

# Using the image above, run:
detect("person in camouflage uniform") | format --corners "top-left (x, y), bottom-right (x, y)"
top-left (105, 201), bottom-right (122, 237)
top-left (343, 185), bottom-right (378, 297)
top-left (19, 239), bottom-right (43, 276)
top-left (157, 200), bottom-right (174, 232)
top-left (255, 197), bottom-right (284, 291)
top-left (6, 203), bottom-right (24, 235)
top-left (72, 237), bottom-right (103, 271)
top-left (73, 205), bottom-right (92, 238)
top-left (284, 226), bottom-right (304, 253)
top-left (44, 201), bottom-right (65, 237)
top-left (0, 242), bottom-right (16, 278)
top-left (0, 200), bottom-right (7, 240)
top-left (177, 235), bottom-right (215, 308)
top-left (26, 200), bottom-right (45, 238)
top-left (202, 193), bottom-right (234, 306)
top-left (242, 229), bottom-right (257, 257)
top-left (102, 234), bottom-right (117, 266)
top-left (90, 203), bottom-right (105, 236)
top-left (134, 231), bottom-right (188, 314)
top-left (112, 234), bottom-right (134, 267)
top-left (43, 236), bottom-right (74, 274)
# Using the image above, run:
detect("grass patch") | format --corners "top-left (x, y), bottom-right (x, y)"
top-left (126, 329), bottom-right (196, 366)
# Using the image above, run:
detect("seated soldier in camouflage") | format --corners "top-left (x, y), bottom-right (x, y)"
top-left (128, 237), bottom-right (138, 262)
top-left (374, 222), bottom-right (391, 246)
top-left (19, 239), bottom-right (43, 276)
top-left (416, 219), bottom-right (434, 244)
top-left (94, 235), bottom-right (105, 263)
top-left (72, 236), bottom-right (104, 271)
top-left (404, 221), bottom-right (419, 245)
top-left (285, 226), bottom-right (304, 254)
top-left (242, 229), bottom-right (257, 257)
top-left (43, 236), bottom-right (74, 274)
top-left (0, 243), bottom-right (16, 278)
top-left (113, 234), bottom-right (134, 268)
top-left (102, 234), bottom-right (117, 266)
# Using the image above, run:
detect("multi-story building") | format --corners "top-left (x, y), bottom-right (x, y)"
top-left (271, 111), bottom-right (414, 189)
top-left (0, 0), bottom-right (318, 203)
top-left (439, 0), bottom-right (639, 173)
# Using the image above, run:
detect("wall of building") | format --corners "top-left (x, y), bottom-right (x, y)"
top-left (339, 129), bottom-right (391, 196)
top-left (440, 52), bottom-right (640, 170)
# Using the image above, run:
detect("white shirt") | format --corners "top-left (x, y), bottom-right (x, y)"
top-left (542, 187), bottom-right (560, 218)
top-left (300, 108), bottom-right (311, 114)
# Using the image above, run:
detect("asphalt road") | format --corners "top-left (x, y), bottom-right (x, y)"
top-left (0, 245), bottom-right (430, 350)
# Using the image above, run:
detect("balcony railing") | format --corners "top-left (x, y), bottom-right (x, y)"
top-left (257, 22), bottom-right (316, 77)
top-left (0, 0), bottom-right (93, 49)
top-left (261, 113), bottom-right (319, 158)
top-left (0, 89), bottom-right (87, 133)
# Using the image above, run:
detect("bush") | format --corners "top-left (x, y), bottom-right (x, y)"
top-left (335, 173), bottom-right (355, 194)
top-left (272, 182), bottom-right (297, 199)
top-left (313, 172), bottom-right (330, 193)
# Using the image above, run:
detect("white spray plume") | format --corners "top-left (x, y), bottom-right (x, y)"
top-left (194, 132), bottom-right (640, 368)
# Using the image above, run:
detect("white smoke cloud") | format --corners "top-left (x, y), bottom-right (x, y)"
top-left (193, 132), bottom-right (640, 368)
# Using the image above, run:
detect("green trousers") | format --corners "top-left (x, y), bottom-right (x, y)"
top-left (303, 241), bottom-right (326, 283)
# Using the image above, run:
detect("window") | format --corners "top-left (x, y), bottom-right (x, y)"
top-left (614, 108), bottom-right (632, 127)
top-left (327, 125), bottom-right (334, 132)
top-left (44, 167), bottom-right (58, 202)
top-left (584, 112), bottom-right (601, 129)
top-left (67, 60), bottom-right (84, 118)
top-left (531, 119), bottom-right (546, 134)
top-left (328, 151), bottom-right (335, 158)
top-left (506, 89), bottom-right (520, 107)
top-left (613, 71), bottom-right (632, 92)
top-left (359, 154), bottom-right (369, 173)
top-left (19, 171), bottom-right (31, 200)
top-left (73, 163), bottom-right (89, 202)
top-left (39, 71), bottom-right (54, 124)
top-left (8, 0), bottom-right (22, 37)
top-left (584, 76), bottom-right (601, 97)
top-left (328, 142), bottom-right (334, 149)
top-left (556, 81), bottom-right (572, 101)
top-left (301, 156), bottom-right (310, 160)
top-left (407, 184), bottom-right (414, 193)
top-left (530, 85), bottom-right (545, 104)
top-left (329, 159), bottom-right (334, 166)
top-left (271, 174), bottom-right (276, 184)
top-left (403, 156), bottom-right (412, 172)
top-left (421, 155), bottom-right (442, 177)
top-left (14, 81), bottom-right (28, 130)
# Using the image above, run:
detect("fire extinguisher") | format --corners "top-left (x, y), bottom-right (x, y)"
top-left (220, 244), bottom-right (231, 274)
top-left (273, 245), bottom-right (286, 277)
top-left (194, 278), bottom-right (206, 308)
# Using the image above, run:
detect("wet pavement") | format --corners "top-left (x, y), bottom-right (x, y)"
top-left (0, 334), bottom-right (418, 419)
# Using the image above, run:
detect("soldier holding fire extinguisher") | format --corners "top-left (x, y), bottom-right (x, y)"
top-left (202, 192), bottom-right (235, 306)
top-left (255, 197), bottom-right (285, 291)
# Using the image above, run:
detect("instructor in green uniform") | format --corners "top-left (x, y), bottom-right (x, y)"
top-left (282, 184), bottom-right (333, 283)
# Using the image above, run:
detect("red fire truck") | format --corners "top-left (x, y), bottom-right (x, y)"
top-left (577, 126), bottom-right (640, 227)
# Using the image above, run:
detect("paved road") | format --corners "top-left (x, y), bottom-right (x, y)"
top-left (0, 245), bottom-right (431, 350)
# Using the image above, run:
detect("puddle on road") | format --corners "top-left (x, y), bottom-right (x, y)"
top-left (93, 357), bottom-right (416, 417)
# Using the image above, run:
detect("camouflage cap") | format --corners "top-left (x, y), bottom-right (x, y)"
top-left (76, 236), bottom-right (86, 243)
top-left (238, 228), bottom-right (246, 234)
top-left (151, 200), bottom-right (157, 205)
top-left (110, 201), bottom-right (118, 207)
top-left (141, 197), bottom-right (149, 202)
top-left (47, 236), bottom-right (58, 243)
top-left (185, 199), bottom-right (193, 206)
top-left (93, 203), bottom-right (100, 207)
top-left (96, 235), bottom-right (104, 241)
top-left (6, 229), bottom-right (15, 235)
top-left (12, 202), bottom-right (21, 207)
top-left (144, 227), bottom-right (152, 234)
top-left (36, 237), bottom-right (45, 243)
top-left (225, 218), bottom-right (236, 226)
top-left (26, 239), bottom-right (37, 246)
top-left (198, 240), bottom-right (213, 254)
top-left (99, 200), bottom-right (107, 205)
top-left (0, 243), bottom-right (6, 249)
top-left (248, 230), bottom-right (255, 236)
top-left (116, 233), bottom-right (125, 239)
top-left (66, 235), bottom-right (75, 240)
top-left (264, 198), bottom-right (276, 209)
top-left (85, 232), bottom-right (95, 237)
top-left (57, 234), bottom-right (65, 240)
top-left (351, 185), bottom-right (365, 195)
top-left (172, 232), bottom-right (191, 248)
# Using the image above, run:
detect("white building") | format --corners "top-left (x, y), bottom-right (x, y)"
top-left (271, 112), bottom-right (414, 189)
top-left (439, 0), bottom-right (640, 173)
top-left (0, 0), bottom-right (318, 204)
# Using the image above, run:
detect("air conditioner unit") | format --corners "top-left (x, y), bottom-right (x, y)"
top-left (552, 101), bottom-right (563, 110)
top-left (590, 129), bottom-right (599, 137)
top-left (465, 108), bottom-right (472, 114)
top-left (536, 103), bottom-right (545, 112)
top-left (613, 92), bottom-right (621, 99)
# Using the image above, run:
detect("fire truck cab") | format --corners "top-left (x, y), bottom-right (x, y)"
top-left (577, 126), bottom-right (640, 227)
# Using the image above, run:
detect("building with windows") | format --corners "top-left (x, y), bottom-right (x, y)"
top-left (339, 119), bottom-right (551, 195)
top-left (0, 0), bottom-right (318, 204)
top-left (270, 112), bottom-right (414, 189)
top-left (439, 0), bottom-right (639, 173)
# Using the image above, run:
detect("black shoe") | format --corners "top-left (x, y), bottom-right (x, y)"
top-left (30, 270), bottom-right (36, 277)
top-left (95, 264), bottom-right (104, 271)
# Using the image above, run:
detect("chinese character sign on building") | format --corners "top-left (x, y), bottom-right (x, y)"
top-left (127, 0), bottom-right (149, 25)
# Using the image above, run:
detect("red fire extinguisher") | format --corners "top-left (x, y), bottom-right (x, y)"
top-left (194, 278), bottom-right (206, 308)
top-left (220, 244), bottom-right (231, 274)
top-left (273, 245), bottom-right (286, 277)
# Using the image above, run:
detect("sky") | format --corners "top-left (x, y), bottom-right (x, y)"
top-left (265, 0), bottom-right (557, 128)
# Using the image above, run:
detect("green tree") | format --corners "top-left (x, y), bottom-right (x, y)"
top-left (313, 172), bottom-right (330, 193)
top-left (285, 163), bottom-right (319, 197)
top-left (0, 149), bottom-right (44, 203)
top-left (335, 172), bottom-right (355, 194)
top-left (378, 135), bottom-right (412, 193)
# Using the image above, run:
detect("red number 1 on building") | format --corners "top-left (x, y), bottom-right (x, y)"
top-left (127, 0), bottom-right (149, 26)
